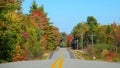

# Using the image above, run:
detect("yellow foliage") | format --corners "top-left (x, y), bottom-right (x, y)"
top-left (4, 11), bottom-right (23, 23)
top-left (101, 49), bottom-right (109, 56)
top-left (29, 16), bottom-right (38, 27)
top-left (23, 42), bottom-right (29, 50)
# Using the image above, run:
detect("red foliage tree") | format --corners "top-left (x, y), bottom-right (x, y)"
top-left (67, 34), bottom-right (74, 47)
top-left (111, 22), bottom-right (120, 46)
top-left (29, 10), bottom-right (48, 30)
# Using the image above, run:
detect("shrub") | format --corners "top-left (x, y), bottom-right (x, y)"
top-left (0, 60), bottom-right (7, 63)
top-left (95, 43), bottom-right (111, 50)
top-left (105, 52), bottom-right (117, 62)
top-left (101, 49), bottom-right (109, 57)
top-left (0, 30), bottom-right (16, 61)
top-left (112, 57), bottom-right (120, 62)
top-left (60, 42), bottom-right (67, 47)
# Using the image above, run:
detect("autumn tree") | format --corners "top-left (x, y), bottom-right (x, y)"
top-left (29, 0), bottom-right (60, 54)
top-left (72, 22), bottom-right (89, 48)
top-left (67, 34), bottom-right (74, 47)
top-left (86, 16), bottom-right (99, 44)
top-left (0, 0), bottom-right (24, 62)
top-left (72, 22), bottom-right (89, 39)
top-left (109, 22), bottom-right (120, 47)
top-left (0, 0), bottom-right (60, 62)
top-left (59, 32), bottom-right (67, 47)
top-left (46, 26), bottom-right (60, 50)
top-left (105, 25), bottom-right (113, 44)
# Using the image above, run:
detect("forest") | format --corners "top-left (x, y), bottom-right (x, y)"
top-left (70, 16), bottom-right (120, 61)
top-left (0, 0), bottom-right (60, 62)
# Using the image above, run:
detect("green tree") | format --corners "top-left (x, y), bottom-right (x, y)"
top-left (72, 22), bottom-right (89, 39)
top-left (105, 25), bottom-right (113, 44)
top-left (29, 0), bottom-right (38, 13)
top-left (59, 32), bottom-right (67, 47)
top-left (87, 16), bottom-right (98, 31)
top-left (95, 25), bottom-right (107, 43)
top-left (86, 16), bottom-right (98, 44)
top-left (72, 22), bottom-right (89, 48)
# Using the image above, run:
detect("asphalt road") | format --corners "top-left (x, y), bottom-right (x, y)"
top-left (0, 47), bottom-right (120, 68)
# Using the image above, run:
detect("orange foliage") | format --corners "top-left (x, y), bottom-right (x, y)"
top-left (12, 43), bottom-right (27, 61)
top-left (105, 52), bottom-right (117, 61)
top-left (29, 10), bottom-right (48, 28)
top-left (51, 26), bottom-right (60, 47)
top-left (108, 22), bottom-right (120, 45)
top-left (40, 36), bottom-right (48, 50)
top-left (67, 34), bottom-right (74, 46)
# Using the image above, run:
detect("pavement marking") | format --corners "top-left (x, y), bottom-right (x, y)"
top-left (50, 48), bottom-right (64, 68)
top-left (51, 58), bottom-right (59, 68)
top-left (58, 58), bottom-right (64, 68)
top-left (60, 49), bottom-right (63, 57)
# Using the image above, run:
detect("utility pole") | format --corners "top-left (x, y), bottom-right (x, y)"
top-left (77, 39), bottom-right (78, 50)
top-left (91, 33), bottom-right (95, 60)
top-left (81, 34), bottom-right (83, 50)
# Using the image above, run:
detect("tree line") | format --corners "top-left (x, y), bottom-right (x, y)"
top-left (72, 16), bottom-right (120, 48)
top-left (71, 16), bottom-right (120, 61)
top-left (0, 0), bottom-right (60, 62)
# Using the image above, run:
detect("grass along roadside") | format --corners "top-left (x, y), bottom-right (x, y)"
top-left (32, 47), bottom-right (60, 60)
top-left (32, 51), bottom-right (50, 60)
top-left (69, 48), bottom-right (89, 60)
top-left (70, 47), bottom-right (120, 62)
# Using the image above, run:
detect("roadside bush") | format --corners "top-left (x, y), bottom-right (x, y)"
top-left (112, 57), bottom-right (120, 62)
top-left (60, 42), bottom-right (67, 47)
top-left (0, 30), bottom-right (16, 61)
top-left (101, 49), bottom-right (109, 57)
top-left (0, 60), bottom-right (7, 63)
top-left (105, 52), bottom-right (117, 61)
top-left (95, 43), bottom-right (111, 50)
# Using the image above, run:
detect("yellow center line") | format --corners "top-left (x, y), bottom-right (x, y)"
top-left (51, 58), bottom-right (59, 68)
top-left (58, 58), bottom-right (64, 68)
top-left (50, 49), bottom-right (64, 68)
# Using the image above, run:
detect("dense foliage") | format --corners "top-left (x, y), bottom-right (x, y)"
top-left (72, 16), bottom-right (120, 61)
top-left (0, 0), bottom-right (60, 62)
top-left (59, 32), bottom-right (67, 47)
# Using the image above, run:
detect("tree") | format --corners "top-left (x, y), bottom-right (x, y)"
top-left (29, 0), bottom-right (38, 13)
top-left (95, 25), bottom-right (107, 43)
top-left (72, 22), bottom-right (89, 39)
top-left (0, 0), bottom-right (24, 62)
top-left (29, 0), bottom-right (60, 52)
top-left (72, 22), bottom-right (89, 48)
top-left (109, 22), bottom-right (120, 47)
top-left (46, 26), bottom-right (60, 50)
top-left (59, 32), bottom-right (67, 47)
top-left (67, 34), bottom-right (74, 47)
top-left (86, 16), bottom-right (98, 31)
top-left (86, 16), bottom-right (99, 44)
top-left (0, 0), bottom-right (60, 62)
top-left (105, 25), bottom-right (113, 44)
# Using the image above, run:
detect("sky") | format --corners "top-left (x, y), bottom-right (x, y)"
top-left (22, 0), bottom-right (120, 34)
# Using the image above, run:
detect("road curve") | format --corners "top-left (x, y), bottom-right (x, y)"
top-left (0, 47), bottom-right (120, 68)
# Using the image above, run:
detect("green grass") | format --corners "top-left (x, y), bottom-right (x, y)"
top-left (95, 43), bottom-right (111, 50)
top-left (0, 60), bottom-right (8, 63)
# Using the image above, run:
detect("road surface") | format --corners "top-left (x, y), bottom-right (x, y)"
top-left (0, 47), bottom-right (120, 68)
